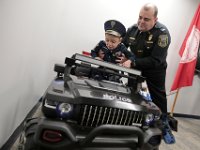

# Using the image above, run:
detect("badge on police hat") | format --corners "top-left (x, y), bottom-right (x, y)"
top-left (111, 20), bottom-right (116, 28)
top-left (158, 34), bottom-right (168, 48)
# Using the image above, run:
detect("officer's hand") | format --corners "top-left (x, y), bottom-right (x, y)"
top-left (122, 59), bottom-right (132, 68)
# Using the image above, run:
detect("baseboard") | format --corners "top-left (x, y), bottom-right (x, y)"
top-left (0, 98), bottom-right (42, 150)
top-left (172, 113), bottom-right (200, 119)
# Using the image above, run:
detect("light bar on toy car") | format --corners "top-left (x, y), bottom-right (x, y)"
top-left (69, 53), bottom-right (142, 76)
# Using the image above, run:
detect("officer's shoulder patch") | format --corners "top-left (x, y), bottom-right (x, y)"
top-left (158, 34), bottom-right (168, 48)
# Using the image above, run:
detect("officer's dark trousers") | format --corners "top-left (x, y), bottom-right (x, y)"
top-left (143, 69), bottom-right (167, 114)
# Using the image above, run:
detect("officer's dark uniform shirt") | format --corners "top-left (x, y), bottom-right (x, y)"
top-left (123, 22), bottom-right (171, 114)
top-left (123, 22), bottom-right (171, 72)
top-left (91, 40), bottom-right (135, 64)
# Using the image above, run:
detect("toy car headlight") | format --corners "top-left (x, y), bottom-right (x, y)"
top-left (144, 113), bottom-right (154, 125)
top-left (56, 103), bottom-right (73, 118)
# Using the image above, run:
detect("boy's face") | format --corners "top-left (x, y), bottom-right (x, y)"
top-left (105, 33), bottom-right (122, 50)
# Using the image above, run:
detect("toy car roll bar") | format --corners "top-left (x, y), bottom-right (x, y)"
top-left (71, 53), bottom-right (141, 76)
top-left (64, 53), bottom-right (145, 82)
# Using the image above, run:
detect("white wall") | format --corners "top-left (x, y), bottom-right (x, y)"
top-left (0, 0), bottom-right (200, 147)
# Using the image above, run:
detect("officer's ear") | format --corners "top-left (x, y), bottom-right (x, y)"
top-left (119, 37), bottom-right (123, 42)
top-left (154, 17), bottom-right (158, 23)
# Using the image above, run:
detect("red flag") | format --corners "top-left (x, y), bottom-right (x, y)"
top-left (171, 4), bottom-right (200, 91)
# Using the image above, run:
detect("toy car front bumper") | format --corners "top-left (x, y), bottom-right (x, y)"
top-left (31, 118), bottom-right (161, 150)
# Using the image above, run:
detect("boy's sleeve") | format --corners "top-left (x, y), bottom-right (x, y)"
top-left (91, 41), bottom-right (104, 58)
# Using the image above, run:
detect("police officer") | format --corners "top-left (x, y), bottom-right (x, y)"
top-left (91, 20), bottom-right (135, 64)
top-left (122, 3), bottom-right (175, 144)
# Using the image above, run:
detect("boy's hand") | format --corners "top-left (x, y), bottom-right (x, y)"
top-left (98, 49), bottom-right (105, 60)
top-left (122, 59), bottom-right (132, 68)
top-left (95, 57), bottom-right (103, 60)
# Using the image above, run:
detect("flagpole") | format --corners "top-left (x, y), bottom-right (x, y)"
top-left (170, 89), bottom-right (180, 117)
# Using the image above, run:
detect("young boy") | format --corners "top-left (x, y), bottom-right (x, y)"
top-left (90, 20), bottom-right (135, 81)
top-left (91, 20), bottom-right (135, 64)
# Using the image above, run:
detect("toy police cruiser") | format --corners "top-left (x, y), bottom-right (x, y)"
top-left (19, 53), bottom-right (162, 150)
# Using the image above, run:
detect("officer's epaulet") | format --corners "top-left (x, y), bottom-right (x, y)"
top-left (130, 24), bottom-right (137, 29)
top-left (127, 24), bottom-right (137, 32)
top-left (155, 22), bottom-right (167, 32)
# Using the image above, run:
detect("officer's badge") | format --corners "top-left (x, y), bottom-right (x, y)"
top-left (158, 34), bottom-right (168, 48)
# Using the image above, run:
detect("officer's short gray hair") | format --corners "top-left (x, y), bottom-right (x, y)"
top-left (142, 3), bottom-right (158, 17)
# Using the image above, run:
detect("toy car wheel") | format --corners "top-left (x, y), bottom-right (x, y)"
top-left (23, 119), bottom-right (40, 150)
top-left (24, 134), bottom-right (39, 150)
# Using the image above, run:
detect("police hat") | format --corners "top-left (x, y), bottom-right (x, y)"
top-left (104, 20), bottom-right (126, 37)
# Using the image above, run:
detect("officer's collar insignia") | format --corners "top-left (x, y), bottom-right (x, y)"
top-left (148, 34), bottom-right (153, 41)
top-left (158, 34), bottom-right (168, 48)
top-left (111, 21), bottom-right (116, 28)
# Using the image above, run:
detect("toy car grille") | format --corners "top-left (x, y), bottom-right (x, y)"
top-left (78, 105), bottom-right (145, 127)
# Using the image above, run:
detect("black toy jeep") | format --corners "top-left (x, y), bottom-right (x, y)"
top-left (19, 53), bottom-right (162, 150)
